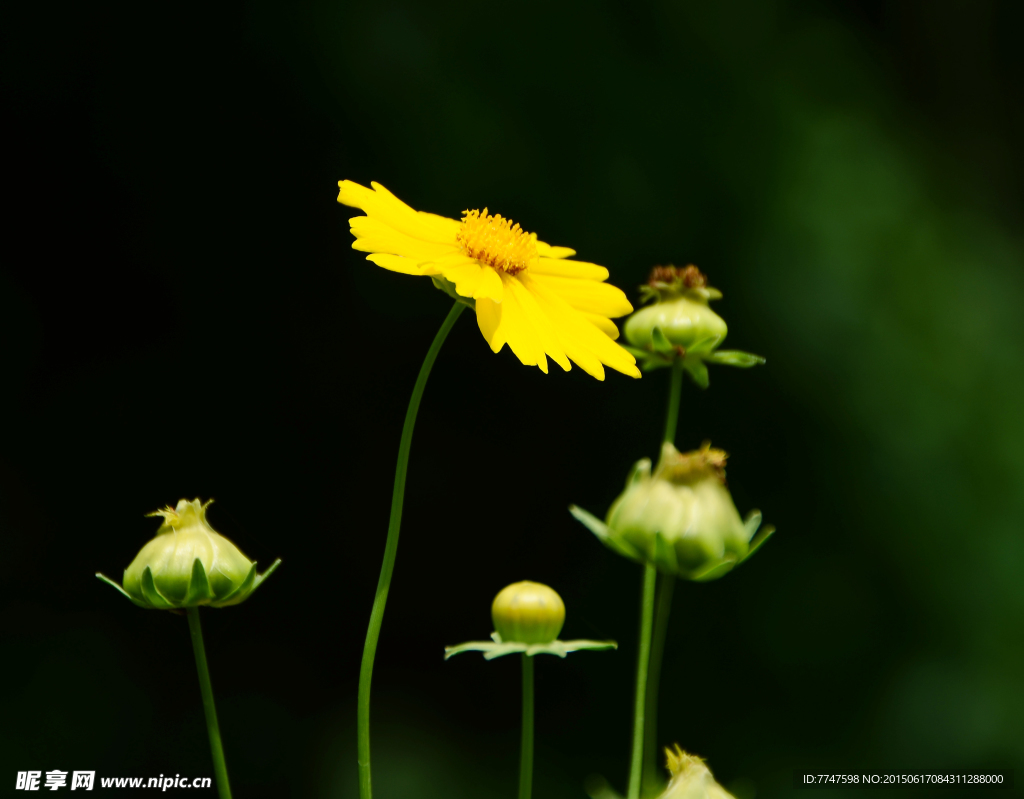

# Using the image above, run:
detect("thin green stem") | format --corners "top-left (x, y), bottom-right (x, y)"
top-left (627, 563), bottom-right (658, 799)
top-left (519, 654), bottom-right (535, 799)
top-left (638, 356), bottom-right (685, 796)
top-left (641, 573), bottom-right (675, 795)
top-left (663, 358), bottom-right (684, 446)
top-left (186, 607), bottom-right (232, 799)
top-left (357, 301), bottom-right (466, 799)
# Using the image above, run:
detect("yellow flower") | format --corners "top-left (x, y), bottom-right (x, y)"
top-left (337, 180), bottom-right (641, 380)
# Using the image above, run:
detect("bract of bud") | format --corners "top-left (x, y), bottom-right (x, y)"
top-left (622, 266), bottom-right (764, 386)
top-left (491, 581), bottom-right (565, 645)
top-left (97, 499), bottom-right (280, 610)
top-left (570, 443), bottom-right (773, 581)
top-left (656, 746), bottom-right (735, 799)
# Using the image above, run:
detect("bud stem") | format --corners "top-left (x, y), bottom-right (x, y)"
top-left (631, 358), bottom-right (683, 799)
top-left (519, 654), bottom-right (535, 799)
top-left (627, 563), bottom-right (658, 799)
top-left (663, 358), bottom-right (684, 446)
top-left (186, 607), bottom-right (232, 799)
top-left (357, 300), bottom-right (466, 799)
top-left (642, 573), bottom-right (675, 796)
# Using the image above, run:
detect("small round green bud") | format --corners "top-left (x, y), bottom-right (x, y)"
top-left (624, 265), bottom-right (727, 352)
top-left (117, 499), bottom-right (276, 609)
top-left (604, 442), bottom-right (755, 580)
top-left (491, 581), bottom-right (565, 645)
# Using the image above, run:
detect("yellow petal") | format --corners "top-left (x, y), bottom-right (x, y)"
top-left (338, 180), bottom-right (460, 244)
top-left (495, 276), bottom-right (547, 372)
top-left (476, 298), bottom-right (505, 353)
top-left (350, 217), bottom-right (460, 259)
top-left (439, 261), bottom-right (504, 302)
top-left (366, 253), bottom-right (441, 275)
top-left (532, 257), bottom-right (609, 281)
top-left (583, 313), bottom-right (620, 340)
top-left (535, 240), bottom-right (577, 259)
top-left (522, 275), bottom-right (640, 379)
top-left (506, 276), bottom-right (572, 372)
top-left (528, 273), bottom-right (634, 318)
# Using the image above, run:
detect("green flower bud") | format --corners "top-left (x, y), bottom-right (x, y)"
top-left (571, 443), bottom-right (774, 581)
top-left (492, 581), bottom-right (565, 644)
top-left (657, 746), bottom-right (735, 799)
top-left (97, 499), bottom-right (280, 609)
top-left (624, 266), bottom-right (727, 353)
top-left (621, 266), bottom-right (764, 386)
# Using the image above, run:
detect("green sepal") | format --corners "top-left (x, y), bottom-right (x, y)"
top-left (252, 558), bottom-right (282, 591)
top-left (686, 335), bottom-right (723, 356)
top-left (185, 558), bottom-right (213, 605)
top-left (95, 572), bottom-right (149, 608)
top-left (215, 562), bottom-right (257, 607)
top-left (445, 633), bottom-right (617, 661)
top-left (682, 356), bottom-right (710, 389)
top-left (704, 349), bottom-right (766, 367)
top-left (569, 505), bottom-right (643, 562)
top-left (652, 531), bottom-right (679, 573)
top-left (740, 511), bottom-right (775, 563)
top-left (691, 557), bottom-right (737, 582)
top-left (650, 326), bottom-right (675, 356)
top-left (140, 566), bottom-right (173, 609)
top-left (431, 276), bottom-right (475, 309)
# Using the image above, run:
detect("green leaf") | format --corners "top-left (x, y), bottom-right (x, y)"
top-left (140, 567), bottom-right (173, 609)
top-left (185, 558), bottom-right (213, 606)
top-left (704, 349), bottom-right (766, 367)
top-left (215, 563), bottom-right (257, 607)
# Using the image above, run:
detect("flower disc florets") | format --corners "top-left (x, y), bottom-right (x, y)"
top-left (457, 208), bottom-right (539, 275)
top-left (97, 499), bottom-right (280, 610)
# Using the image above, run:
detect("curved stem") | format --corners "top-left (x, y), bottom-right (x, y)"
top-left (357, 301), bottom-right (466, 799)
top-left (663, 358), bottom-right (684, 446)
top-left (642, 573), bottom-right (675, 795)
top-left (627, 563), bottom-right (658, 799)
top-left (519, 654), bottom-right (535, 799)
top-left (186, 607), bottom-right (232, 799)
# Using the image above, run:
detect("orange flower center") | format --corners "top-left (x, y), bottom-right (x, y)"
top-left (457, 208), bottom-right (538, 275)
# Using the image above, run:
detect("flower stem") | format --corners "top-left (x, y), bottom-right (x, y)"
top-left (642, 573), bottom-right (675, 795)
top-left (663, 357), bottom-right (684, 445)
top-left (627, 563), bottom-right (658, 799)
top-left (357, 300), bottom-right (466, 799)
top-left (186, 607), bottom-right (232, 799)
top-left (519, 654), bottom-right (535, 799)
top-left (639, 358), bottom-right (684, 795)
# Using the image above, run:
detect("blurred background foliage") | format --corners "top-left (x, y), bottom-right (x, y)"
top-left (2, 0), bottom-right (1023, 796)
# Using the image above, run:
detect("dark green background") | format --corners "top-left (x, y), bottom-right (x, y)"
top-left (2, 1), bottom-right (1022, 797)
